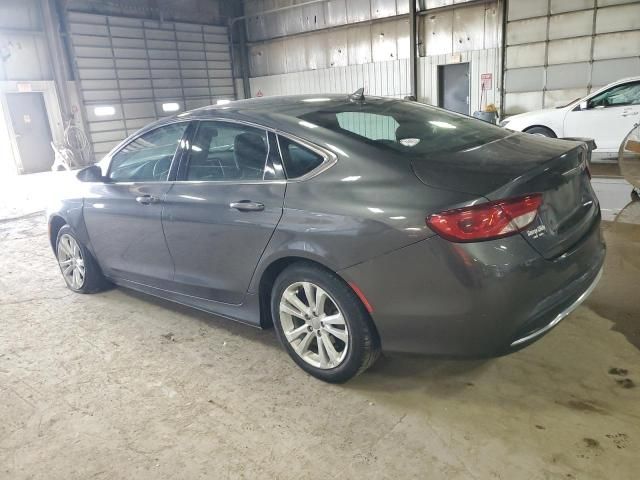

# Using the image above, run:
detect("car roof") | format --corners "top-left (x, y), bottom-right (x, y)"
top-left (172, 94), bottom-right (400, 128)
top-left (183, 94), bottom-right (394, 116)
top-left (141, 94), bottom-right (404, 144)
top-left (611, 76), bottom-right (640, 84)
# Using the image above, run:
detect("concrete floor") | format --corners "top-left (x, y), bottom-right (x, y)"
top-left (1, 211), bottom-right (639, 479)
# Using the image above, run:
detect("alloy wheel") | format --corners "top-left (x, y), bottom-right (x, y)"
top-left (279, 281), bottom-right (349, 369)
top-left (57, 234), bottom-right (85, 289)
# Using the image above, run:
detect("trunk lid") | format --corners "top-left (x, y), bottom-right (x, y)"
top-left (412, 133), bottom-right (599, 259)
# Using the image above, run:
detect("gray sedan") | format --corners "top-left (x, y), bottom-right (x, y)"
top-left (48, 95), bottom-right (605, 382)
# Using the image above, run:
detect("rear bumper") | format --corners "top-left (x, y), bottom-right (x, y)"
top-left (339, 215), bottom-right (606, 356)
top-left (508, 265), bottom-right (602, 349)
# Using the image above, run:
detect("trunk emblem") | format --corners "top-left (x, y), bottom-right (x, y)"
top-left (527, 224), bottom-right (547, 239)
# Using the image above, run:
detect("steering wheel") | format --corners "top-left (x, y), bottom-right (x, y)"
top-left (152, 156), bottom-right (171, 180)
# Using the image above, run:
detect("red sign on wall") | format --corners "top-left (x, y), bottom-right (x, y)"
top-left (481, 73), bottom-right (492, 90)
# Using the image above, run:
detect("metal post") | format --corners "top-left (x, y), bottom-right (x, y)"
top-left (53, 0), bottom-right (95, 163)
top-left (228, 16), bottom-right (251, 99)
top-left (238, 20), bottom-right (251, 99)
top-left (410, 0), bottom-right (418, 99)
top-left (41, 0), bottom-right (71, 122)
top-left (499, 0), bottom-right (508, 118)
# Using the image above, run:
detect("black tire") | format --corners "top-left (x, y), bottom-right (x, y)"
top-left (271, 262), bottom-right (380, 383)
top-left (631, 188), bottom-right (640, 202)
top-left (524, 126), bottom-right (556, 138)
top-left (56, 225), bottom-right (110, 293)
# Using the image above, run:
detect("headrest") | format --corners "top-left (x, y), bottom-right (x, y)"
top-left (234, 132), bottom-right (267, 171)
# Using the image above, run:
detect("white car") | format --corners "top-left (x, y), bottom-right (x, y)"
top-left (501, 77), bottom-right (640, 159)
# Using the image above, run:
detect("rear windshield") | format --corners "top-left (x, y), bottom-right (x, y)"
top-left (298, 100), bottom-right (509, 156)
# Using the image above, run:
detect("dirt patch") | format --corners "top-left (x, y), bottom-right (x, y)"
top-left (608, 367), bottom-right (629, 376)
top-left (606, 433), bottom-right (629, 450)
top-left (583, 438), bottom-right (600, 449)
top-left (560, 399), bottom-right (608, 414)
top-left (161, 332), bottom-right (176, 342)
top-left (576, 438), bottom-right (603, 460)
top-left (615, 378), bottom-right (635, 389)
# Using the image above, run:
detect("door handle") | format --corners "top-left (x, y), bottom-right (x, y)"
top-left (136, 195), bottom-right (161, 205)
top-left (229, 200), bottom-right (265, 212)
top-left (622, 111), bottom-right (639, 117)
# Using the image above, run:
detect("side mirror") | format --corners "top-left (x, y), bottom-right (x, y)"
top-left (579, 100), bottom-right (588, 111)
top-left (77, 165), bottom-right (104, 182)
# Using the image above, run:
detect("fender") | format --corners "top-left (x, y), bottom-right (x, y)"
top-left (248, 238), bottom-right (343, 294)
top-left (47, 198), bottom-right (95, 260)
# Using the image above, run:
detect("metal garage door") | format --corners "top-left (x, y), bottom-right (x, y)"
top-left (67, 11), bottom-right (235, 160)
top-left (504, 0), bottom-right (640, 115)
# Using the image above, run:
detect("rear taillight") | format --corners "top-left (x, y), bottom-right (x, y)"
top-left (426, 194), bottom-right (542, 242)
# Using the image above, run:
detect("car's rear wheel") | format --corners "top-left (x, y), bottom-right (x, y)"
top-left (56, 225), bottom-right (109, 293)
top-left (524, 126), bottom-right (556, 137)
top-left (271, 263), bottom-right (380, 383)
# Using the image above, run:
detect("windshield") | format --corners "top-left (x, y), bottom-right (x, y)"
top-left (298, 100), bottom-right (509, 156)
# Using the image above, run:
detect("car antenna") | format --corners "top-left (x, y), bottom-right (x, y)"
top-left (349, 87), bottom-right (365, 103)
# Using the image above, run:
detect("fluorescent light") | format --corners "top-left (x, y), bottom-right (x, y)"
top-left (368, 207), bottom-right (384, 213)
top-left (341, 176), bottom-right (361, 182)
top-left (302, 97), bottom-right (331, 102)
top-left (216, 99), bottom-right (231, 105)
top-left (191, 145), bottom-right (202, 152)
top-left (389, 216), bottom-right (406, 220)
top-left (162, 102), bottom-right (180, 112)
top-left (94, 106), bottom-right (115, 117)
top-left (429, 120), bottom-right (456, 129)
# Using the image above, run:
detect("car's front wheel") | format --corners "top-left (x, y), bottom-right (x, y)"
top-left (524, 126), bottom-right (556, 137)
top-left (56, 225), bottom-right (110, 293)
top-left (271, 263), bottom-right (380, 383)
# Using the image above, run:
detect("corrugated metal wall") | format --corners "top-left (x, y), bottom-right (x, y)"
top-left (247, 16), bottom-right (410, 77)
top-left (417, 2), bottom-right (501, 111)
top-left (244, 0), bottom-right (410, 42)
top-left (67, 11), bottom-right (235, 158)
top-left (504, 0), bottom-right (640, 114)
top-left (0, 0), bottom-right (52, 81)
top-left (418, 48), bottom-right (501, 113)
top-left (0, 0), bottom-right (67, 175)
top-left (250, 58), bottom-right (411, 97)
top-left (244, 0), bottom-right (501, 113)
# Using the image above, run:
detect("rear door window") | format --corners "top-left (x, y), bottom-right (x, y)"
top-left (183, 121), bottom-right (270, 181)
top-left (278, 136), bottom-right (325, 179)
